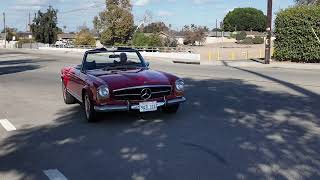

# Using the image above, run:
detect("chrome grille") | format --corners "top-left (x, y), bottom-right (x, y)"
top-left (113, 85), bottom-right (172, 101)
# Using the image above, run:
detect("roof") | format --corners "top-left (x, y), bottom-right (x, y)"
top-left (207, 31), bottom-right (231, 37)
top-left (58, 33), bottom-right (76, 39)
top-left (245, 31), bottom-right (265, 36)
top-left (17, 32), bottom-right (32, 37)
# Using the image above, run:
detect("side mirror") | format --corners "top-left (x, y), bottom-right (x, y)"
top-left (145, 62), bottom-right (150, 67)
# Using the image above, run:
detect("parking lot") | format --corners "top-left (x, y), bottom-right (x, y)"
top-left (1, 49), bottom-right (320, 180)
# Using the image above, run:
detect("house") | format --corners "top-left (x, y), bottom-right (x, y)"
top-left (207, 31), bottom-right (231, 37)
top-left (17, 32), bottom-right (33, 40)
top-left (0, 33), bottom-right (5, 40)
top-left (57, 33), bottom-right (76, 41)
top-left (245, 31), bottom-right (266, 38)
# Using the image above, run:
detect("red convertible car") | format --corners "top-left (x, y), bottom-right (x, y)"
top-left (61, 47), bottom-right (186, 122)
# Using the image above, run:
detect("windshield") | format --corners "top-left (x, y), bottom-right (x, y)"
top-left (84, 51), bottom-right (145, 71)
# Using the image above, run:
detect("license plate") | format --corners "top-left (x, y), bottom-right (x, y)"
top-left (139, 101), bottom-right (157, 112)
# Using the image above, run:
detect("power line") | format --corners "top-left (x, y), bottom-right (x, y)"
top-left (59, 2), bottom-right (105, 14)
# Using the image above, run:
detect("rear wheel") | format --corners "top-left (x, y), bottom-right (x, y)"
top-left (163, 104), bottom-right (180, 114)
top-left (83, 93), bottom-right (97, 122)
top-left (62, 81), bottom-right (76, 104)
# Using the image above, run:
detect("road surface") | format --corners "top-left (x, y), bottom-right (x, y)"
top-left (0, 49), bottom-right (320, 180)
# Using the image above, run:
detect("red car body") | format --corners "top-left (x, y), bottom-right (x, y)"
top-left (61, 48), bottom-right (186, 121)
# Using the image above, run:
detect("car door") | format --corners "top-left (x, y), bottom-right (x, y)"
top-left (70, 68), bottom-right (86, 101)
top-left (67, 66), bottom-right (83, 101)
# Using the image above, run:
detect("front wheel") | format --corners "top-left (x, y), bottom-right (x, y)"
top-left (163, 104), bottom-right (180, 114)
top-left (83, 93), bottom-right (97, 122)
top-left (62, 81), bottom-right (76, 104)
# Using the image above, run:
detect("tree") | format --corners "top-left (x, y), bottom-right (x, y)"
top-left (31, 6), bottom-right (60, 44)
top-left (295, 0), bottom-right (320, 5)
top-left (93, 0), bottom-right (134, 45)
top-left (1, 27), bottom-right (18, 41)
top-left (74, 28), bottom-right (96, 46)
top-left (182, 25), bottom-right (207, 45)
top-left (223, 8), bottom-right (267, 32)
top-left (143, 22), bottom-right (169, 33)
top-left (106, 0), bottom-right (132, 9)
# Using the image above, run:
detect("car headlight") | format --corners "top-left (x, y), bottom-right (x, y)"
top-left (97, 85), bottom-right (110, 98)
top-left (175, 79), bottom-right (184, 92)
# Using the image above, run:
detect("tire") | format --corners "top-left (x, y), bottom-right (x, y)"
top-left (62, 81), bottom-right (76, 104)
top-left (163, 104), bottom-right (180, 114)
top-left (83, 92), bottom-right (97, 122)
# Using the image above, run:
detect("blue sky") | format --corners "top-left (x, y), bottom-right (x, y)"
top-left (0, 0), bottom-right (295, 32)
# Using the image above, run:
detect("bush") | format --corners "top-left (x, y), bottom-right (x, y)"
top-left (253, 36), bottom-right (264, 44)
top-left (74, 29), bottom-right (96, 46)
top-left (132, 32), bottom-right (150, 46)
top-left (236, 31), bottom-right (247, 41)
top-left (274, 5), bottom-right (320, 63)
top-left (148, 34), bottom-right (162, 47)
top-left (229, 32), bottom-right (237, 39)
top-left (239, 37), bottom-right (253, 44)
top-left (132, 32), bottom-right (163, 47)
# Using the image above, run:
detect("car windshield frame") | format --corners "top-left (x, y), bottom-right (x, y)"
top-left (81, 49), bottom-right (147, 72)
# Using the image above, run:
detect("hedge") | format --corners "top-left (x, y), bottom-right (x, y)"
top-left (253, 36), bottom-right (264, 44)
top-left (274, 5), bottom-right (320, 63)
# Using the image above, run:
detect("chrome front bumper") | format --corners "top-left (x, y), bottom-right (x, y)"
top-left (94, 97), bottom-right (186, 112)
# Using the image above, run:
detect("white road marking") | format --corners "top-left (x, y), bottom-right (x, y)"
top-left (43, 169), bottom-right (68, 180)
top-left (0, 119), bottom-right (16, 131)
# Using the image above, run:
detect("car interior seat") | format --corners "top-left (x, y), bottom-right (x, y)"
top-left (85, 60), bottom-right (96, 70)
top-left (119, 53), bottom-right (128, 65)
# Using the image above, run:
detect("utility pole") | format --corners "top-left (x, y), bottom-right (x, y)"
top-left (3, 12), bottom-right (6, 48)
top-left (265, 0), bottom-right (273, 64)
top-left (28, 12), bottom-right (31, 32)
top-left (216, 19), bottom-right (218, 37)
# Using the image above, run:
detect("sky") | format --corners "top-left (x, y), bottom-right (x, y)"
top-left (0, 0), bottom-right (295, 32)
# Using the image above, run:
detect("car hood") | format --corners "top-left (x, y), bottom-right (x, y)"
top-left (88, 68), bottom-right (172, 90)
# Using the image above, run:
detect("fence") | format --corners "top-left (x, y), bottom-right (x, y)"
top-left (202, 47), bottom-right (275, 62)
top-left (48, 44), bottom-right (196, 53)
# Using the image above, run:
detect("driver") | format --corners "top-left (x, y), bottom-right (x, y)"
top-left (119, 53), bottom-right (127, 65)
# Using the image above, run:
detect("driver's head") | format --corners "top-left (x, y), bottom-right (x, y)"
top-left (119, 53), bottom-right (127, 64)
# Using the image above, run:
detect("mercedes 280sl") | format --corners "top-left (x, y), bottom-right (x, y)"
top-left (61, 47), bottom-right (186, 122)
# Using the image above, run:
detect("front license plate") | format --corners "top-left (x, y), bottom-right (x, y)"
top-left (139, 101), bottom-right (157, 112)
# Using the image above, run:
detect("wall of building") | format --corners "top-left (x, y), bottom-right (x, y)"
top-left (176, 37), bottom-right (237, 45)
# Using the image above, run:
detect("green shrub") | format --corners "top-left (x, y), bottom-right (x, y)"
top-left (253, 36), bottom-right (264, 44)
top-left (239, 37), bottom-right (253, 44)
top-left (132, 32), bottom-right (163, 47)
top-left (229, 32), bottom-right (237, 39)
top-left (132, 32), bottom-right (150, 46)
top-left (236, 31), bottom-right (247, 41)
top-left (274, 5), bottom-right (320, 63)
top-left (74, 29), bottom-right (96, 46)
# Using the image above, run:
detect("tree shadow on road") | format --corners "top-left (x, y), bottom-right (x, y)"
top-left (0, 75), bottom-right (320, 179)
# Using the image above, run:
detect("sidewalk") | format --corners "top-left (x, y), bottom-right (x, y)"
top-left (201, 59), bottom-right (320, 70)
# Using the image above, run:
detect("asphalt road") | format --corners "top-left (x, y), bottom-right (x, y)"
top-left (0, 48), bottom-right (320, 180)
